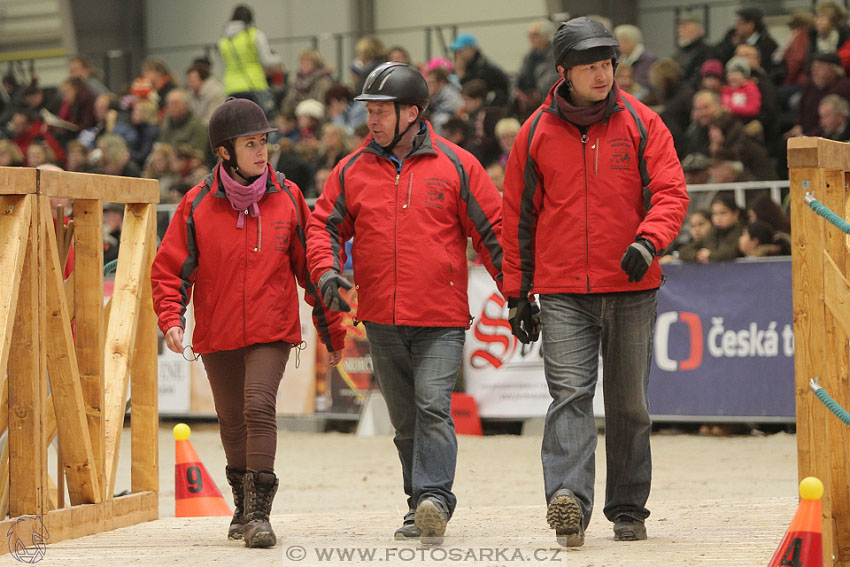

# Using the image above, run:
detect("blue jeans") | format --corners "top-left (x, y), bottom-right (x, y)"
top-left (364, 323), bottom-right (465, 518)
top-left (539, 291), bottom-right (657, 528)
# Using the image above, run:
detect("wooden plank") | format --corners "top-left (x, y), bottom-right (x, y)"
top-left (0, 166), bottom-right (37, 195)
top-left (38, 169), bottom-right (160, 204)
top-left (131, 211), bottom-right (158, 493)
top-left (0, 491), bottom-right (157, 556)
top-left (788, 137), bottom-right (850, 171)
top-left (824, 254), bottom-right (850, 338)
top-left (8, 194), bottom-right (46, 517)
top-left (0, 196), bottom-right (32, 379)
top-left (40, 198), bottom-right (100, 506)
top-left (103, 203), bottom-right (153, 495)
top-left (72, 199), bottom-right (104, 500)
top-left (790, 166), bottom-right (835, 566)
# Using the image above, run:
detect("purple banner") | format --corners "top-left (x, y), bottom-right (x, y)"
top-left (649, 258), bottom-right (795, 419)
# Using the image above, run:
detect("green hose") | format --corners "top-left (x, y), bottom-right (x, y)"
top-left (811, 378), bottom-right (850, 426)
top-left (103, 259), bottom-right (118, 277)
top-left (808, 198), bottom-right (850, 235)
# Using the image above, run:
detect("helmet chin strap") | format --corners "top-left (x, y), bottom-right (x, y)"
top-left (380, 102), bottom-right (418, 154)
top-left (222, 140), bottom-right (263, 183)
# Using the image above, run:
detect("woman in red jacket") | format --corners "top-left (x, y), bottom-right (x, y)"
top-left (151, 98), bottom-right (345, 548)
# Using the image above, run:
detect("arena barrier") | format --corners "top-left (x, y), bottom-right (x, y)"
top-left (788, 136), bottom-right (850, 567)
top-left (0, 167), bottom-right (159, 556)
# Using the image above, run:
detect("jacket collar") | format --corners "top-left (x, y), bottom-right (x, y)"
top-left (207, 162), bottom-right (282, 198)
top-left (543, 78), bottom-right (623, 124)
top-left (362, 120), bottom-right (437, 160)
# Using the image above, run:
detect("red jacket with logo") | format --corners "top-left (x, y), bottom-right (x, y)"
top-left (502, 81), bottom-right (689, 298)
top-left (151, 164), bottom-right (345, 354)
top-left (307, 121), bottom-right (503, 328)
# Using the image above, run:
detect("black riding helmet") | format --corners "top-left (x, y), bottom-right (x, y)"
top-left (553, 17), bottom-right (620, 72)
top-left (354, 62), bottom-right (429, 153)
top-left (208, 97), bottom-right (276, 175)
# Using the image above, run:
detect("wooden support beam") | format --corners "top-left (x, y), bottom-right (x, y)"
top-left (0, 195), bottom-right (32, 380)
top-left (790, 166), bottom-right (835, 566)
top-left (72, 199), bottom-right (104, 500)
top-left (40, 198), bottom-right (101, 506)
top-left (824, 172), bottom-right (850, 563)
top-left (8, 194), bottom-right (47, 518)
top-left (39, 169), bottom-right (160, 204)
top-left (788, 137), bottom-right (850, 172)
top-left (131, 211), bottom-right (158, 493)
top-left (0, 167), bottom-right (37, 195)
top-left (103, 203), bottom-right (153, 496)
top-left (0, 491), bottom-right (157, 556)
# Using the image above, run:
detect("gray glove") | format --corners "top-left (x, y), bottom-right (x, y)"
top-left (620, 237), bottom-right (656, 283)
top-left (318, 270), bottom-right (353, 312)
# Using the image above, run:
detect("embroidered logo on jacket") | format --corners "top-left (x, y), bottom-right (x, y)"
top-left (608, 137), bottom-right (633, 171)
top-left (272, 221), bottom-right (291, 251)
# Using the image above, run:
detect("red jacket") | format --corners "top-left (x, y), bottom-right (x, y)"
top-left (307, 121), bottom-right (503, 328)
top-left (152, 164), bottom-right (345, 354)
top-left (502, 81), bottom-right (689, 298)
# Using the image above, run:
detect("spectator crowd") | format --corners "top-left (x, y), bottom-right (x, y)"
top-left (3, 3), bottom-right (840, 262)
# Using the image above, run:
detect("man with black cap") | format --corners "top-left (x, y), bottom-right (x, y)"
top-left (714, 7), bottom-right (779, 76)
top-left (306, 62), bottom-right (504, 545)
top-left (501, 16), bottom-right (688, 547)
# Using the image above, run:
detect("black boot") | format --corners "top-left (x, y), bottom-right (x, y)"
top-left (243, 471), bottom-right (279, 548)
top-left (225, 467), bottom-right (247, 540)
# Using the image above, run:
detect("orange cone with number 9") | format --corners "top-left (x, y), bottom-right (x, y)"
top-left (174, 423), bottom-right (231, 517)
top-left (767, 477), bottom-right (823, 567)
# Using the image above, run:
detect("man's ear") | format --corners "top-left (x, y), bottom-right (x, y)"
top-left (557, 65), bottom-right (567, 81)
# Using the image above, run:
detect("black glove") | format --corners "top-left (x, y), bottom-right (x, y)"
top-left (318, 270), bottom-right (353, 312)
top-left (508, 296), bottom-right (541, 344)
top-left (620, 237), bottom-right (656, 283)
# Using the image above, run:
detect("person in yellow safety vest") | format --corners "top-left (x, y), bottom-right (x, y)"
top-left (217, 4), bottom-right (282, 116)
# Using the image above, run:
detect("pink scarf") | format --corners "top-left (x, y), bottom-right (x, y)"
top-left (219, 164), bottom-right (269, 228)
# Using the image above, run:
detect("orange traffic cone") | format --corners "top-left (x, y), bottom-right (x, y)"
top-left (173, 423), bottom-right (232, 517)
top-left (768, 477), bottom-right (823, 567)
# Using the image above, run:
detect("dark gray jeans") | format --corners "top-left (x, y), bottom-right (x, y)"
top-left (539, 290), bottom-right (657, 528)
top-left (364, 322), bottom-right (465, 518)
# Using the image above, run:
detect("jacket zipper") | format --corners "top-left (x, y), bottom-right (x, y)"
top-left (581, 128), bottom-right (591, 292)
top-left (243, 209), bottom-right (249, 344)
top-left (594, 138), bottom-right (599, 175)
top-left (393, 170), bottom-right (400, 324)
top-left (402, 172), bottom-right (413, 209)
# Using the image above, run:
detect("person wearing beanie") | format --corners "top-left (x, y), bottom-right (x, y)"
top-left (720, 56), bottom-right (762, 120)
top-left (699, 58), bottom-right (725, 93)
top-left (502, 16), bottom-right (688, 548)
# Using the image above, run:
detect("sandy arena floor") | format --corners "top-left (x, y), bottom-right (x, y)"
top-left (2, 423), bottom-right (801, 566)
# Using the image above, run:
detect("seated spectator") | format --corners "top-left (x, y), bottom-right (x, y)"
top-left (351, 123), bottom-right (370, 147)
top-left (739, 221), bottom-right (791, 257)
top-left (515, 19), bottom-right (559, 119)
top-left (68, 55), bottom-right (110, 96)
top-left (674, 10), bottom-right (711, 85)
top-left (442, 116), bottom-right (468, 146)
top-left (351, 35), bottom-right (387, 94)
top-left (782, 11), bottom-right (814, 88)
top-left (313, 123), bottom-right (351, 172)
top-left (95, 134), bottom-right (141, 177)
top-left (450, 33), bottom-right (510, 107)
top-left (747, 194), bottom-right (791, 234)
top-left (274, 137), bottom-right (313, 195)
top-left (294, 98), bottom-right (324, 157)
top-left (283, 49), bottom-right (334, 116)
top-left (157, 89), bottom-right (210, 165)
top-left (714, 7), bottom-right (779, 76)
top-left (459, 79), bottom-right (487, 139)
top-left (129, 99), bottom-right (160, 167)
top-left (27, 142), bottom-right (57, 168)
top-left (0, 139), bottom-right (24, 167)
top-left (141, 57), bottom-right (177, 110)
top-left (9, 110), bottom-right (65, 166)
top-left (142, 142), bottom-right (178, 200)
top-left (786, 52), bottom-right (850, 137)
top-left (494, 117), bottom-right (520, 167)
top-left (698, 59), bottom-right (725, 94)
top-left (325, 84), bottom-right (366, 135)
top-left (485, 162), bottom-right (504, 192)
top-left (679, 194), bottom-right (744, 263)
top-left (169, 143), bottom-right (209, 190)
top-left (661, 209), bottom-right (712, 263)
top-left (709, 159), bottom-right (751, 183)
top-left (387, 45), bottom-right (411, 64)
top-left (55, 77), bottom-right (97, 144)
top-left (185, 62), bottom-right (225, 123)
top-left (684, 90), bottom-right (722, 157)
top-left (465, 105), bottom-right (505, 167)
top-left (814, 2), bottom-right (850, 63)
top-left (85, 93), bottom-right (137, 150)
top-left (734, 44), bottom-right (780, 147)
top-left (615, 63), bottom-right (649, 101)
top-left (709, 112), bottom-right (776, 180)
top-left (648, 58), bottom-right (693, 157)
top-left (721, 57), bottom-right (761, 121)
top-left (65, 140), bottom-right (90, 172)
top-left (425, 67), bottom-right (463, 136)
top-left (614, 24), bottom-right (657, 91)
top-left (681, 152), bottom-right (712, 186)
top-left (818, 93), bottom-right (850, 140)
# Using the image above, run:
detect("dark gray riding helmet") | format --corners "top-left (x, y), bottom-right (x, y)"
top-left (553, 17), bottom-right (620, 70)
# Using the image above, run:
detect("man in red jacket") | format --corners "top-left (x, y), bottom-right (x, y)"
top-left (306, 62), bottom-right (503, 544)
top-left (502, 18), bottom-right (688, 547)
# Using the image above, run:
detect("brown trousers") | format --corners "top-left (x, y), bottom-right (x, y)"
top-left (201, 341), bottom-right (291, 472)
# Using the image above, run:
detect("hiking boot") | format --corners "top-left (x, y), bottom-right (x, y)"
top-left (547, 488), bottom-right (584, 547)
top-left (415, 497), bottom-right (448, 545)
top-left (394, 509), bottom-right (420, 540)
top-left (243, 471), bottom-right (279, 548)
top-left (225, 467), bottom-right (247, 540)
top-left (613, 517), bottom-right (647, 541)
